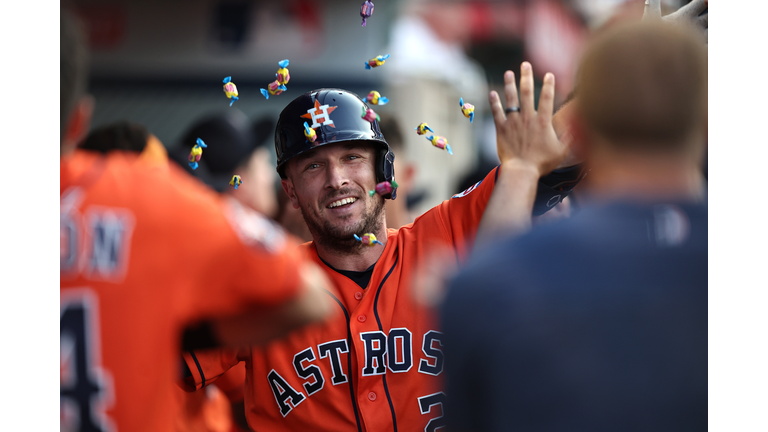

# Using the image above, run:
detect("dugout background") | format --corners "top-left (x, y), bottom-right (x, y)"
top-left (73, 0), bottom-right (687, 214)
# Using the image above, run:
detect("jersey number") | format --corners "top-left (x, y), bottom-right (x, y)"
top-left (418, 392), bottom-right (447, 432)
top-left (61, 291), bottom-right (113, 432)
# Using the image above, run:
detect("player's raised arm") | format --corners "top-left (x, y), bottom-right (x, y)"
top-left (200, 260), bottom-right (335, 348)
top-left (475, 62), bottom-right (570, 246)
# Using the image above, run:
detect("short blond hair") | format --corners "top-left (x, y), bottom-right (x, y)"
top-left (576, 21), bottom-right (707, 150)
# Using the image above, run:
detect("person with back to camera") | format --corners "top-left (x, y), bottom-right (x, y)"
top-left (441, 8), bottom-right (708, 432)
top-left (79, 120), bottom-right (245, 432)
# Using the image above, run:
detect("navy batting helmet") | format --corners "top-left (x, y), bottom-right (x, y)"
top-left (275, 88), bottom-right (397, 199)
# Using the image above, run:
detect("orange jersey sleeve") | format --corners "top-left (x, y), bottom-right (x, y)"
top-left (215, 362), bottom-right (248, 403)
top-left (407, 165), bottom-right (500, 261)
top-left (182, 347), bottom-right (245, 392)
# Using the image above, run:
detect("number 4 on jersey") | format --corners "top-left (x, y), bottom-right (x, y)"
top-left (61, 290), bottom-right (114, 432)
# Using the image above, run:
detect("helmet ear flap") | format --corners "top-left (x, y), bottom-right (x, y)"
top-left (377, 146), bottom-right (397, 200)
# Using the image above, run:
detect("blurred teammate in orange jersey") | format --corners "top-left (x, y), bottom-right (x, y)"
top-left (171, 112), bottom-right (290, 432)
top-left (79, 121), bottom-right (251, 432)
top-left (60, 10), bottom-right (334, 432)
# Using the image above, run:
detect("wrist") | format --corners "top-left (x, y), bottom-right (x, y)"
top-left (500, 159), bottom-right (541, 180)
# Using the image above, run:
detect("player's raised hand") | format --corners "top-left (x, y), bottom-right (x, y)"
top-left (489, 62), bottom-right (569, 178)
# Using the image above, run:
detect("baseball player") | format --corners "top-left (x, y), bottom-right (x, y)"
top-left (76, 120), bottom-right (254, 432)
top-left (60, 11), bottom-right (333, 432)
top-left (180, 65), bottom-right (573, 430)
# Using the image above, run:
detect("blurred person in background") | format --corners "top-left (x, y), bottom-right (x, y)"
top-left (79, 121), bottom-right (248, 432)
top-left (275, 187), bottom-right (313, 243)
top-left (377, 116), bottom-right (419, 229)
top-left (171, 111), bottom-right (278, 220)
top-left (80, 121), bottom-right (155, 155)
top-left (383, 0), bottom-right (490, 216)
top-left (442, 15), bottom-right (707, 432)
top-left (165, 114), bottom-right (322, 244)
top-left (60, 10), bottom-right (334, 431)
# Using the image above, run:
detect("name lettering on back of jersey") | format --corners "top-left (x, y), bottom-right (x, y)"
top-left (61, 212), bottom-right (79, 274)
top-left (267, 330), bottom-right (442, 416)
top-left (650, 205), bottom-right (691, 247)
top-left (61, 190), bottom-right (136, 282)
top-left (85, 209), bottom-right (135, 281)
top-left (452, 180), bottom-right (483, 199)
top-left (61, 188), bottom-right (84, 276)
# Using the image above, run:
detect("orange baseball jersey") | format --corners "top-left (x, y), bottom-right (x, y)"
top-left (182, 166), bottom-right (501, 431)
top-left (213, 362), bottom-right (247, 403)
top-left (60, 149), bottom-right (305, 432)
top-left (175, 361), bottom-right (247, 432)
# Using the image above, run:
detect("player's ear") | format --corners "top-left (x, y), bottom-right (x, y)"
top-left (61, 95), bottom-right (95, 156)
top-left (281, 179), bottom-right (300, 209)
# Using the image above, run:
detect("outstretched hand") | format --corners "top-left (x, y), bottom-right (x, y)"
top-left (489, 62), bottom-right (570, 178)
top-left (475, 63), bottom-right (571, 244)
top-left (644, 0), bottom-right (708, 43)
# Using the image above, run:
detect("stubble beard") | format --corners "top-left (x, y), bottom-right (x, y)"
top-left (299, 191), bottom-right (385, 256)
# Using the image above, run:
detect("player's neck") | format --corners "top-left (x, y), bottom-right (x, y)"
top-left (585, 147), bottom-right (706, 204)
top-left (313, 223), bottom-right (389, 272)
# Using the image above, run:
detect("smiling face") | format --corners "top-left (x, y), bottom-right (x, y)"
top-left (281, 141), bottom-right (385, 252)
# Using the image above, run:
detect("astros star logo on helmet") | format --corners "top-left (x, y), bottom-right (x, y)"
top-left (301, 99), bottom-right (338, 129)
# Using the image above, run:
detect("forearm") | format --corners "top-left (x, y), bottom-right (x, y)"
top-left (475, 161), bottom-right (540, 247)
top-left (211, 262), bottom-right (334, 347)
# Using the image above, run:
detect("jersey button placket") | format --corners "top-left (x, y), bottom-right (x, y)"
top-left (354, 291), bottom-right (363, 300)
top-left (368, 391), bottom-right (377, 401)
top-left (357, 315), bottom-right (367, 323)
